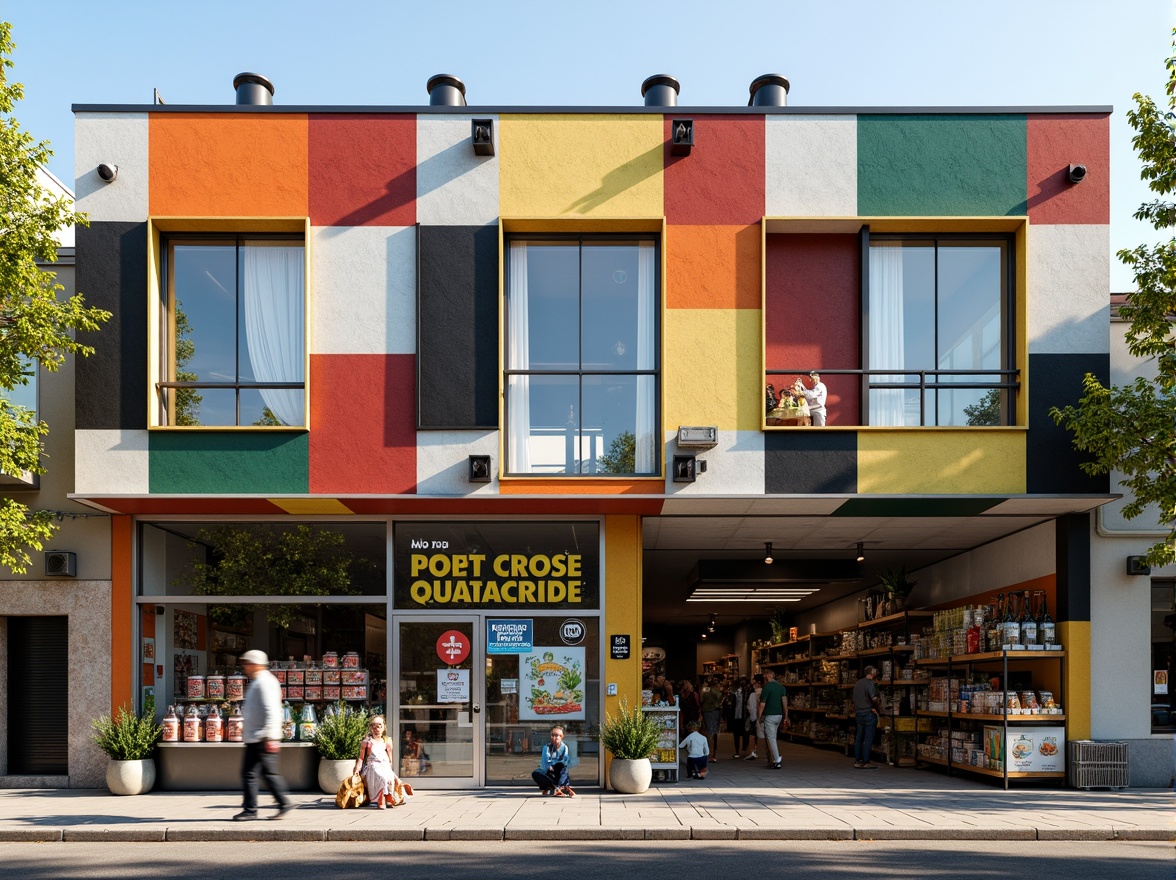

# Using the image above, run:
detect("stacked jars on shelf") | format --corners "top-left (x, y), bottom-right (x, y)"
top-left (915, 592), bottom-right (1061, 660)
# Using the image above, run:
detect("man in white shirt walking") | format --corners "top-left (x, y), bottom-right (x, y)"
top-left (234, 650), bottom-right (294, 820)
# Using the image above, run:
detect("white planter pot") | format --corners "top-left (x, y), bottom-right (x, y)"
top-left (106, 758), bottom-right (156, 796)
top-left (318, 758), bottom-right (356, 794)
top-left (609, 757), bottom-right (652, 794)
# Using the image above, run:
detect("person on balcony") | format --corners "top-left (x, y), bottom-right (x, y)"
top-left (793, 371), bottom-right (828, 426)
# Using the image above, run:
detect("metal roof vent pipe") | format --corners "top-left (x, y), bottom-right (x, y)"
top-left (641, 74), bottom-right (680, 107)
top-left (748, 74), bottom-right (789, 107)
top-left (233, 72), bottom-right (274, 106)
top-left (427, 74), bottom-right (468, 107)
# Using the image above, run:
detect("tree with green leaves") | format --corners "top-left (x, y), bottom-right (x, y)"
top-left (598, 430), bottom-right (636, 474)
top-left (1050, 33), bottom-right (1176, 568)
top-left (0, 21), bottom-right (111, 573)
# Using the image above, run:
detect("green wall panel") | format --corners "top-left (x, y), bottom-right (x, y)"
top-left (149, 432), bottom-right (309, 494)
top-left (858, 115), bottom-right (1027, 216)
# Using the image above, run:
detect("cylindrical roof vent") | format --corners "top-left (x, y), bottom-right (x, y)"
top-left (233, 72), bottom-right (274, 106)
top-left (427, 74), bottom-right (468, 107)
top-left (641, 74), bottom-right (680, 107)
top-left (748, 74), bottom-right (789, 107)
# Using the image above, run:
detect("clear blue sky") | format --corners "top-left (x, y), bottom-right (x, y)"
top-left (6, 1), bottom-right (1171, 289)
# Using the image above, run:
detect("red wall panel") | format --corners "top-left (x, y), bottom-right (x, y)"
top-left (1026, 114), bottom-right (1109, 225)
top-left (309, 354), bottom-right (417, 494)
top-left (664, 115), bottom-right (764, 225)
top-left (309, 114), bottom-right (416, 226)
top-left (765, 234), bottom-right (860, 425)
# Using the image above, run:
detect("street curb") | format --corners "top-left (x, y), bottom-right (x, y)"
top-left (855, 827), bottom-right (1037, 840)
top-left (1113, 828), bottom-right (1176, 841)
top-left (506, 827), bottom-right (622, 840)
top-left (165, 827), bottom-right (327, 842)
top-left (326, 828), bottom-right (425, 841)
top-left (738, 827), bottom-right (854, 840)
top-left (64, 828), bottom-right (167, 842)
top-left (1037, 827), bottom-right (1114, 840)
top-left (0, 829), bottom-right (62, 842)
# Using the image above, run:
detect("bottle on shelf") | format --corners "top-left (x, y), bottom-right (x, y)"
top-left (226, 703), bottom-right (244, 742)
top-left (1038, 593), bottom-right (1056, 646)
top-left (161, 705), bottom-right (180, 742)
top-left (966, 606), bottom-right (982, 654)
top-left (1019, 590), bottom-right (1037, 646)
top-left (281, 701), bottom-right (296, 741)
top-left (986, 600), bottom-right (1000, 652)
top-left (1001, 592), bottom-right (1020, 648)
top-left (182, 704), bottom-right (203, 742)
top-left (205, 704), bottom-right (224, 742)
top-left (299, 703), bottom-right (318, 741)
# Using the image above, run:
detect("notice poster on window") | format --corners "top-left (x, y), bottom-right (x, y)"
top-left (1156, 670), bottom-right (1169, 695)
top-left (518, 647), bottom-right (585, 721)
top-left (436, 667), bottom-right (470, 703)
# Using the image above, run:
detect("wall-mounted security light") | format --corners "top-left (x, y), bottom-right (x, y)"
top-left (671, 119), bottom-right (693, 156)
top-left (45, 551), bottom-right (77, 577)
top-left (468, 454), bottom-right (491, 483)
top-left (97, 163), bottom-right (118, 183)
top-left (677, 426), bottom-right (718, 449)
top-left (1068, 163), bottom-right (1088, 184)
top-left (472, 119), bottom-right (495, 156)
top-left (1126, 555), bottom-right (1151, 576)
top-left (673, 454), bottom-right (697, 483)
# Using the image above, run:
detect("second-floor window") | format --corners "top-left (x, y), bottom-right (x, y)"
top-left (161, 236), bottom-right (305, 427)
top-left (868, 236), bottom-right (1011, 426)
top-left (505, 237), bottom-right (659, 475)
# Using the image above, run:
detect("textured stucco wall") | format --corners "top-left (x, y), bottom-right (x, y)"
top-left (0, 581), bottom-right (112, 789)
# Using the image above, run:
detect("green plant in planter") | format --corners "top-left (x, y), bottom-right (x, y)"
top-left (768, 608), bottom-right (789, 644)
top-left (876, 566), bottom-right (917, 615)
top-left (597, 699), bottom-right (661, 760)
top-left (91, 706), bottom-right (162, 761)
top-left (311, 702), bottom-right (370, 760)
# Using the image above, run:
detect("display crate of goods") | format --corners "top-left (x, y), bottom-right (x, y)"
top-left (1067, 740), bottom-right (1128, 790)
top-left (892, 715), bottom-right (919, 732)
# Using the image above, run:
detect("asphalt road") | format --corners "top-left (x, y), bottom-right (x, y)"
top-left (0, 840), bottom-right (1170, 879)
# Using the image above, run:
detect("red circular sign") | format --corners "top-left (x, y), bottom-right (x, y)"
top-left (436, 630), bottom-right (471, 665)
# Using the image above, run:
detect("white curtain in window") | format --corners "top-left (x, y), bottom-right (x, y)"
top-left (868, 243), bottom-right (906, 426)
top-left (243, 243), bottom-right (305, 426)
top-left (635, 242), bottom-right (656, 473)
top-left (506, 242), bottom-right (532, 472)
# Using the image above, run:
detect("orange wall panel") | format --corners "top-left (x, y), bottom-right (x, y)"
top-left (666, 225), bottom-right (760, 310)
top-left (111, 515), bottom-right (133, 714)
top-left (149, 113), bottom-right (308, 217)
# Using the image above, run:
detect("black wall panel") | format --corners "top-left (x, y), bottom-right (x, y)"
top-left (75, 222), bottom-right (148, 430)
top-left (765, 431), bottom-right (857, 494)
top-left (417, 225), bottom-right (499, 429)
top-left (1026, 352), bottom-right (1110, 495)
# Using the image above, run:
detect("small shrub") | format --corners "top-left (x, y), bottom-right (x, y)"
top-left (91, 706), bottom-right (162, 761)
top-left (312, 702), bottom-right (370, 760)
top-left (597, 699), bottom-right (661, 760)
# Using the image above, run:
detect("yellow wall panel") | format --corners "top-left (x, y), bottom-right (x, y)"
top-left (499, 115), bottom-right (664, 218)
top-left (664, 310), bottom-right (762, 431)
top-left (604, 515), bottom-right (642, 785)
top-left (857, 430), bottom-right (1027, 494)
top-left (1058, 620), bottom-right (1090, 740)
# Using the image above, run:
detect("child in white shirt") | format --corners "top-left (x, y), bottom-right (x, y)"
top-left (679, 720), bottom-right (710, 779)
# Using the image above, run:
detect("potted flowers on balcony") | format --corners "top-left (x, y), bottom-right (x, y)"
top-left (91, 705), bottom-right (162, 795)
top-left (597, 698), bottom-right (662, 794)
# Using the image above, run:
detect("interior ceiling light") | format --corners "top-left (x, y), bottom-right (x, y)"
top-left (764, 542), bottom-right (774, 565)
top-left (856, 542), bottom-right (865, 563)
top-left (688, 587), bottom-right (819, 603)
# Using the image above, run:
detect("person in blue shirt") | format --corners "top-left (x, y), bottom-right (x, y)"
top-left (531, 725), bottom-right (574, 796)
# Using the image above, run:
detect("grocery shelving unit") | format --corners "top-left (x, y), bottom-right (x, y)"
top-left (913, 649), bottom-right (1067, 789)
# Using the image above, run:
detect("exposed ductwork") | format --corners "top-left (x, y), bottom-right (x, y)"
top-left (748, 74), bottom-right (789, 107)
top-left (233, 72), bottom-right (274, 106)
top-left (641, 74), bottom-right (680, 107)
top-left (427, 74), bottom-right (468, 107)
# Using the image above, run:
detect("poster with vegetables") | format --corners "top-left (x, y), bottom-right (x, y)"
top-left (518, 647), bottom-right (585, 720)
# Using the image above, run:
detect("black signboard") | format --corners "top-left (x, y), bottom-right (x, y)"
top-left (393, 522), bottom-right (600, 611)
top-left (610, 634), bottom-right (631, 660)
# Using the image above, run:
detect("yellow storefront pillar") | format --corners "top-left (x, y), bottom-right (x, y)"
top-left (1058, 620), bottom-right (1091, 740)
top-left (603, 515), bottom-right (643, 784)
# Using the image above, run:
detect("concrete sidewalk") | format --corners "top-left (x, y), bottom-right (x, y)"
top-left (2, 743), bottom-right (1171, 843)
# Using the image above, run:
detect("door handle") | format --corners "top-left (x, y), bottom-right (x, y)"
top-left (472, 703), bottom-right (481, 713)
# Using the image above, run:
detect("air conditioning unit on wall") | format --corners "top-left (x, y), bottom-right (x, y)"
top-left (45, 551), bottom-right (76, 577)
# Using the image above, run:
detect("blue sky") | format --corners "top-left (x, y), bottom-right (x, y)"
top-left (6, 1), bottom-right (1171, 289)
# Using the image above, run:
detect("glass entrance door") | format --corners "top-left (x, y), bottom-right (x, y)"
top-left (394, 618), bottom-right (481, 788)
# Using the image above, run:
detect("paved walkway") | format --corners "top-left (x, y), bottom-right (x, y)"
top-left (1, 744), bottom-right (1170, 842)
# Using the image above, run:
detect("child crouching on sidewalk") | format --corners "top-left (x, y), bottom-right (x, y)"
top-left (679, 720), bottom-right (710, 779)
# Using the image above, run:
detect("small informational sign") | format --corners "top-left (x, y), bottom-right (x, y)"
top-left (560, 619), bottom-right (586, 645)
top-left (1155, 670), bottom-right (1169, 695)
top-left (436, 630), bottom-right (471, 665)
top-left (500, 678), bottom-right (518, 695)
top-left (610, 634), bottom-right (631, 660)
top-left (488, 619), bottom-right (533, 654)
top-left (437, 667), bottom-right (470, 703)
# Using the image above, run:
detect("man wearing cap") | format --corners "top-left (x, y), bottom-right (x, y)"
top-left (793, 371), bottom-right (828, 426)
top-left (852, 665), bottom-right (881, 769)
top-left (235, 650), bottom-right (293, 820)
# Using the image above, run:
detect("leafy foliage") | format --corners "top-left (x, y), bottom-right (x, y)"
top-left (0, 22), bottom-right (111, 571)
top-left (596, 698), bottom-right (662, 760)
top-left (877, 566), bottom-right (917, 597)
top-left (311, 703), bottom-right (370, 760)
top-left (598, 430), bottom-right (636, 474)
top-left (1050, 31), bottom-right (1176, 568)
top-left (963, 389), bottom-right (1001, 426)
top-left (184, 524), bottom-right (361, 628)
top-left (171, 304), bottom-right (201, 425)
top-left (91, 705), bottom-right (162, 761)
